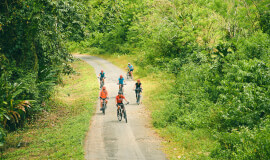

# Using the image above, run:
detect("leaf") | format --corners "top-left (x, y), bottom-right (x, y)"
top-left (15, 100), bottom-right (32, 113)
top-left (3, 114), bottom-right (10, 120)
top-left (8, 111), bottom-right (20, 123)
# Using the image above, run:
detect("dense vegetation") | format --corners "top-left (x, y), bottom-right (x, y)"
top-left (0, 0), bottom-right (88, 147)
top-left (70, 0), bottom-right (270, 159)
top-left (3, 60), bottom-right (98, 159)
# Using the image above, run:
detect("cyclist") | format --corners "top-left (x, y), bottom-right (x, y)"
top-left (115, 91), bottom-right (129, 113)
top-left (99, 86), bottom-right (108, 110)
top-left (118, 75), bottom-right (126, 92)
top-left (133, 79), bottom-right (143, 103)
top-left (126, 63), bottom-right (134, 79)
top-left (99, 70), bottom-right (105, 88)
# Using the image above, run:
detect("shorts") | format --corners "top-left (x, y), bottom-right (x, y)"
top-left (100, 98), bottom-right (107, 100)
top-left (117, 103), bottom-right (124, 108)
top-left (135, 88), bottom-right (142, 93)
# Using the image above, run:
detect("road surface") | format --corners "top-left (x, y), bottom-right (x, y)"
top-left (75, 55), bottom-right (167, 160)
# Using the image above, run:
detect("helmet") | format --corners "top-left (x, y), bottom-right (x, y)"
top-left (128, 63), bottom-right (130, 65)
top-left (137, 79), bottom-right (140, 83)
top-left (101, 70), bottom-right (103, 73)
top-left (120, 75), bottom-right (123, 78)
top-left (118, 91), bottom-right (122, 95)
top-left (102, 86), bottom-right (106, 90)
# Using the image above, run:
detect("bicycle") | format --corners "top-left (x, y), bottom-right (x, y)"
top-left (100, 98), bottom-right (108, 115)
top-left (135, 88), bottom-right (142, 105)
top-left (117, 102), bottom-right (129, 123)
top-left (117, 83), bottom-right (126, 93)
top-left (126, 69), bottom-right (132, 79)
top-left (98, 77), bottom-right (106, 89)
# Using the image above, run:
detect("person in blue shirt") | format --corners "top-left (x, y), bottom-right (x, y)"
top-left (118, 75), bottom-right (126, 93)
top-left (99, 70), bottom-right (105, 88)
top-left (126, 63), bottom-right (134, 79)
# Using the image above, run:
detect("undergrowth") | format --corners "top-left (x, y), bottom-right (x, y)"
top-left (3, 60), bottom-right (98, 159)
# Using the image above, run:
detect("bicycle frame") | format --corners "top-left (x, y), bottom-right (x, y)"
top-left (119, 84), bottom-right (123, 92)
top-left (127, 70), bottom-right (132, 79)
top-left (101, 98), bottom-right (107, 114)
top-left (135, 88), bottom-right (142, 104)
top-left (99, 77), bottom-right (105, 88)
top-left (117, 103), bottom-right (128, 123)
top-left (118, 83), bottom-right (126, 93)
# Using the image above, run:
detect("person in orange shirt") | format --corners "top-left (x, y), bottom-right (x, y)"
top-left (115, 91), bottom-right (129, 112)
top-left (100, 86), bottom-right (108, 110)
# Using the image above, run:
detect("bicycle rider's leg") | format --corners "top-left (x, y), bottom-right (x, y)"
top-left (121, 104), bottom-right (124, 113)
top-left (100, 78), bottom-right (103, 87)
top-left (119, 84), bottom-right (123, 92)
top-left (118, 103), bottom-right (123, 114)
top-left (100, 99), bottom-right (103, 108)
top-left (130, 70), bottom-right (133, 78)
top-left (135, 90), bottom-right (138, 99)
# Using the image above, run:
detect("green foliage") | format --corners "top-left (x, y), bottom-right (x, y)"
top-left (211, 117), bottom-right (270, 159)
top-left (256, 0), bottom-right (270, 35)
top-left (0, 0), bottom-right (88, 146)
top-left (86, 0), bottom-right (146, 53)
top-left (82, 0), bottom-right (270, 158)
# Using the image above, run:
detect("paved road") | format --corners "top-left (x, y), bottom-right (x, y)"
top-left (75, 55), bottom-right (167, 160)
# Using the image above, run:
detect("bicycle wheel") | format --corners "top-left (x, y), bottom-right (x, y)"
top-left (117, 109), bottom-right (122, 121)
top-left (100, 81), bottom-right (103, 89)
top-left (119, 85), bottom-right (123, 93)
top-left (102, 104), bottom-right (105, 115)
top-left (137, 94), bottom-right (140, 105)
top-left (124, 110), bottom-right (127, 123)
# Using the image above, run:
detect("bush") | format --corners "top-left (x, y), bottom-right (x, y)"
top-left (211, 117), bottom-right (270, 159)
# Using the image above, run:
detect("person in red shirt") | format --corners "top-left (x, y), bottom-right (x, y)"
top-left (100, 86), bottom-right (108, 110)
top-left (115, 91), bottom-right (129, 111)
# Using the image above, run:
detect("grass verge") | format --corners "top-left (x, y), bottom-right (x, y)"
top-left (3, 59), bottom-right (99, 159)
top-left (88, 53), bottom-right (217, 159)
